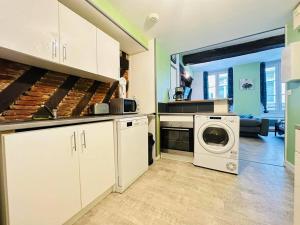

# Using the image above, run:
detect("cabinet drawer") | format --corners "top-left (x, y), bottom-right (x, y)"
top-left (296, 129), bottom-right (300, 151)
top-left (160, 115), bottom-right (193, 122)
top-left (295, 186), bottom-right (300, 225)
top-left (295, 152), bottom-right (300, 187)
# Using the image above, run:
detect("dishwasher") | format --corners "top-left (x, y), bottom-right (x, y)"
top-left (115, 116), bottom-right (148, 193)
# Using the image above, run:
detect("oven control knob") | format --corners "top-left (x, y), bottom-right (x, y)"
top-left (226, 162), bottom-right (237, 171)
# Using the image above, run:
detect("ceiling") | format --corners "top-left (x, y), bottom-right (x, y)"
top-left (189, 47), bottom-right (283, 72)
top-left (108, 0), bottom-right (298, 54)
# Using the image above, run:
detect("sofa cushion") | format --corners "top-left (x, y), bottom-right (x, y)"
top-left (239, 114), bottom-right (254, 119)
top-left (240, 118), bottom-right (261, 127)
top-left (240, 126), bottom-right (261, 133)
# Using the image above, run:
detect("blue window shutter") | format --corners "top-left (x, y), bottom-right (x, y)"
top-left (260, 62), bottom-right (268, 113)
top-left (203, 71), bottom-right (208, 99)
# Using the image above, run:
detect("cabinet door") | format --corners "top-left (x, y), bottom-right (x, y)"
top-left (0, 0), bottom-right (59, 62)
top-left (129, 39), bottom-right (155, 114)
top-left (97, 29), bottom-right (120, 80)
top-left (295, 186), bottom-right (300, 225)
top-left (78, 122), bottom-right (115, 207)
top-left (1, 126), bottom-right (81, 225)
top-left (59, 3), bottom-right (97, 73)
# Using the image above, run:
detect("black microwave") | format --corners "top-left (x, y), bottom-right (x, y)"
top-left (109, 98), bottom-right (138, 114)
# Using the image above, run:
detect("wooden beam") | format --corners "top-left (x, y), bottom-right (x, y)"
top-left (71, 81), bottom-right (101, 116)
top-left (0, 67), bottom-right (47, 114)
top-left (102, 81), bottom-right (119, 104)
top-left (33, 76), bottom-right (79, 116)
top-left (182, 35), bottom-right (285, 65)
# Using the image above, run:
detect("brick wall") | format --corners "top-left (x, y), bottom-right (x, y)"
top-left (0, 58), bottom-right (121, 121)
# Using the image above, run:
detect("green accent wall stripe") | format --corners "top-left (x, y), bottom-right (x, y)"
top-left (89, 0), bottom-right (149, 48)
top-left (156, 41), bottom-right (170, 103)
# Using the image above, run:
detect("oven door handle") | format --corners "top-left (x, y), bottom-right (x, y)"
top-left (161, 127), bottom-right (190, 131)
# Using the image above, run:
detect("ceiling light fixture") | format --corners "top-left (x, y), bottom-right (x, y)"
top-left (147, 13), bottom-right (160, 24)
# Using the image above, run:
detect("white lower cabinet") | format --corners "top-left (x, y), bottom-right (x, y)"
top-left (295, 130), bottom-right (300, 225)
top-left (1, 125), bottom-right (81, 225)
top-left (0, 121), bottom-right (115, 225)
top-left (78, 122), bottom-right (115, 207)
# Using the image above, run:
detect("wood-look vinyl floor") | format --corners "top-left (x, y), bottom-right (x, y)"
top-left (239, 133), bottom-right (284, 166)
top-left (74, 158), bottom-right (293, 225)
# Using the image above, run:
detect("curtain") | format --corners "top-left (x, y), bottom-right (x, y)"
top-left (260, 62), bottom-right (268, 113)
top-left (203, 71), bottom-right (208, 99)
top-left (228, 67), bottom-right (233, 108)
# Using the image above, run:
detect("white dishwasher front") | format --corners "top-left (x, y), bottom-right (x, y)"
top-left (115, 116), bottom-right (148, 193)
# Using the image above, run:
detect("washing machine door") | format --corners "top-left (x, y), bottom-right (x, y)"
top-left (198, 121), bottom-right (235, 154)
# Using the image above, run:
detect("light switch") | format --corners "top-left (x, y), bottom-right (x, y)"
top-left (287, 90), bottom-right (292, 96)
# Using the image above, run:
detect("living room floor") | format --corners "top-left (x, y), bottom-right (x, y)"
top-left (239, 132), bottom-right (284, 166)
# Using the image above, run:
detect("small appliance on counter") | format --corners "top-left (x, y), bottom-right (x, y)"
top-left (89, 103), bottom-right (109, 115)
top-left (173, 87), bottom-right (184, 101)
top-left (110, 98), bottom-right (138, 114)
top-left (173, 86), bottom-right (192, 101)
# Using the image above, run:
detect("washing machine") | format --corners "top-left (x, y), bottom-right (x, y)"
top-left (193, 114), bottom-right (240, 174)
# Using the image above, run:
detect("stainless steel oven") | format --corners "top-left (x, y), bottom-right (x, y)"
top-left (160, 121), bottom-right (194, 152)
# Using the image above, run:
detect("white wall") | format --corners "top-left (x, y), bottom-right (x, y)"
top-left (191, 71), bottom-right (204, 100)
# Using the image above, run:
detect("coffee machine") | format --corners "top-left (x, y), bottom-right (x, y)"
top-left (173, 87), bottom-right (184, 101)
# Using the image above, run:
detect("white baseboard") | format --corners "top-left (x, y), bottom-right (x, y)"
top-left (285, 160), bottom-right (294, 173)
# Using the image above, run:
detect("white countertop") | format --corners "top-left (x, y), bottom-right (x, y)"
top-left (0, 114), bottom-right (147, 132)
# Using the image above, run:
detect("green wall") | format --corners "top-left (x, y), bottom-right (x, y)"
top-left (155, 40), bottom-right (171, 156)
top-left (233, 62), bottom-right (261, 116)
top-left (286, 21), bottom-right (300, 45)
top-left (286, 20), bottom-right (300, 165)
top-left (156, 40), bottom-right (170, 103)
top-left (90, 0), bottom-right (149, 48)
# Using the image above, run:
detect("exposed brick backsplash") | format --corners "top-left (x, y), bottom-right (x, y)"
top-left (0, 58), bottom-right (122, 121)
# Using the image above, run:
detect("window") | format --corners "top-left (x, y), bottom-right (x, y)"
top-left (265, 61), bottom-right (285, 113)
top-left (207, 70), bottom-right (228, 99)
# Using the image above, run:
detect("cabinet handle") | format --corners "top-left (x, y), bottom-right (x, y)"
top-left (72, 131), bottom-right (77, 152)
top-left (82, 130), bottom-right (87, 149)
top-left (63, 45), bottom-right (67, 61)
top-left (54, 40), bottom-right (57, 58)
top-left (52, 40), bottom-right (55, 59)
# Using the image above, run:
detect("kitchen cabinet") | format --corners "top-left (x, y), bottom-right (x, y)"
top-left (59, 3), bottom-right (97, 74)
top-left (1, 126), bottom-right (81, 225)
top-left (0, 0), bottom-right (59, 63)
top-left (281, 42), bottom-right (300, 83)
top-left (129, 39), bottom-right (155, 114)
top-left (295, 129), bottom-right (300, 225)
top-left (78, 122), bottom-right (115, 207)
top-left (97, 29), bottom-right (120, 80)
top-left (294, 4), bottom-right (300, 30)
top-left (0, 121), bottom-right (115, 225)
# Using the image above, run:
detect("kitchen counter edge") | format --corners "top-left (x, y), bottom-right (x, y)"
top-left (0, 114), bottom-right (148, 132)
top-left (158, 112), bottom-right (238, 116)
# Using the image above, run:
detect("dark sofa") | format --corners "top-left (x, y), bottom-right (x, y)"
top-left (240, 116), bottom-right (269, 137)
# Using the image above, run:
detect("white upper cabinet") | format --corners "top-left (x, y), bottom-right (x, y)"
top-left (0, 0), bottom-right (59, 62)
top-left (281, 41), bottom-right (300, 83)
top-left (97, 29), bottom-right (120, 80)
top-left (59, 3), bottom-right (97, 74)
